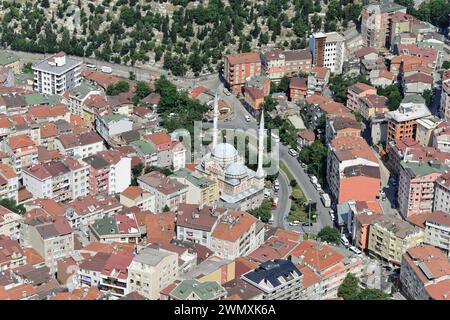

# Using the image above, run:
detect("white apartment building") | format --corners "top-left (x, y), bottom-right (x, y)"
top-left (441, 70), bottom-right (450, 120)
top-left (424, 211), bottom-right (450, 255)
top-left (0, 163), bottom-right (19, 203)
top-left (54, 132), bottom-right (105, 159)
top-left (309, 32), bottom-right (345, 74)
top-left (434, 172), bottom-right (450, 214)
top-left (33, 52), bottom-right (82, 95)
top-left (22, 158), bottom-right (89, 203)
top-left (127, 247), bottom-right (179, 300)
top-left (95, 113), bottom-right (133, 141)
top-left (120, 186), bottom-right (155, 212)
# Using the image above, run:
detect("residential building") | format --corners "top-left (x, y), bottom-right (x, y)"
top-left (120, 186), bottom-right (155, 212)
top-left (33, 52), bottom-right (81, 95)
top-left (0, 235), bottom-right (26, 271)
top-left (357, 94), bottom-right (389, 120)
top-left (327, 136), bottom-right (380, 202)
top-left (66, 80), bottom-right (102, 117)
top-left (441, 70), bottom-right (450, 121)
top-left (2, 134), bottom-right (38, 179)
top-left (22, 215), bottom-right (74, 273)
top-left (432, 121), bottom-right (450, 152)
top-left (0, 52), bottom-right (20, 74)
top-left (385, 94), bottom-right (431, 143)
top-left (398, 160), bottom-right (447, 218)
top-left (369, 69), bottom-right (396, 88)
top-left (0, 163), bottom-right (19, 203)
top-left (138, 171), bottom-right (188, 213)
top-left (361, 1), bottom-right (407, 49)
top-left (130, 140), bottom-right (157, 168)
top-left (242, 259), bottom-right (304, 300)
top-left (163, 279), bottom-right (227, 300)
top-left (90, 213), bottom-right (141, 244)
top-left (400, 245), bottom-right (450, 300)
top-left (389, 12), bottom-right (415, 46)
top-left (289, 77), bottom-right (308, 104)
top-left (297, 130), bottom-right (316, 148)
top-left (415, 116), bottom-right (441, 147)
top-left (402, 72), bottom-right (433, 94)
top-left (144, 132), bottom-right (186, 171)
top-left (261, 49), bottom-right (312, 81)
top-left (23, 157), bottom-right (90, 203)
top-left (290, 240), bottom-right (365, 299)
top-left (307, 66), bottom-right (330, 95)
top-left (346, 82), bottom-right (377, 113)
top-left (54, 132), bottom-right (105, 159)
top-left (171, 168), bottom-right (219, 207)
top-left (224, 52), bottom-right (261, 93)
top-left (434, 172), bottom-right (450, 214)
top-left (0, 206), bottom-right (23, 240)
top-left (367, 214), bottom-right (424, 264)
top-left (325, 116), bottom-right (361, 144)
top-left (309, 32), bottom-right (346, 74)
top-left (423, 211), bottom-right (450, 254)
top-left (95, 112), bottom-right (133, 141)
top-left (127, 247), bottom-right (178, 300)
top-left (338, 165), bottom-right (381, 204)
top-left (210, 210), bottom-right (263, 260)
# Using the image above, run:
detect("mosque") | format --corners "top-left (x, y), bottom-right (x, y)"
top-left (196, 94), bottom-right (266, 211)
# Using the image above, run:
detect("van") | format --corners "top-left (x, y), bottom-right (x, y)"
top-left (340, 234), bottom-right (350, 247)
top-left (101, 66), bottom-right (112, 74)
top-left (271, 132), bottom-right (280, 144)
top-left (86, 63), bottom-right (96, 70)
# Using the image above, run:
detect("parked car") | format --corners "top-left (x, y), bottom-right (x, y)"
top-left (245, 115), bottom-right (251, 122)
top-left (289, 221), bottom-right (301, 226)
top-left (302, 221), bottom-right (312, 227)
top-left (349, 246), bottom-right (362, 256)
top-left (288, 148), bottom-right (298, 157)
top-left (274, 180), bottom-right (280, 191)
top-left (223, 87), bottom-right (231, 96)
top-left (340, 234), bottom-right (350, 247)
top-left (101, 66), bottom-right (112, 73)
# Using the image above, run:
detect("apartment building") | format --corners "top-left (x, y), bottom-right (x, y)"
top-left (402, 72), bottom-right (433, 94)
top-left (144, 132), bottom-right (186, 171)
top-left (54, 131), bottom-right (105, 159)
top-left (398, 160), bottom-right (446, 218)
top-left (400, 245), bottom-right (450, 300)
top-left (89, 213), bottom-right (141, 244)
top-left (175, 204), bottom-right (226, 247)
top-left (163, 279), bottom-right (227, 300)
top-left (441, 70), bottom-right (450, 121)
top-left (0, 163), bottom-right (18, 203)
top-left (171, 168), bottom-right (219, 207)
top-left (327, 135), bottom-right (380, 202)
top-left (33, 52), bottom-right (81, 95)
top-left (385, 94), bottom-right (431, 143)
top-left (0, 205), bottom-right (23, 240)
top-left (224, 52), bottom-right (261, 93)
top-left (361, 1), bottom-right (406, 49)
top-left (415, 116), bottom-right (441, 147)
top-left (130, 140), bottom-right (158, 168)
top-left (289, 77), bottom-right (308, 104)
top-left (346, 82), bottom-right (377, 113)
top-left (22, 215), bottom-right (74, 273)
top-left (242, 259), bottom-right (304, 300)
top-left (367, 214), bottom-right (424, 264)
top-left (67, 80), bottom-right (102, 117)
top-left (261, 49), bottom-right (312, 81)
top-left (210, 210), bottom-right (264, 260)
top-left (0, 51), bottom-right (20, 74)
top-left (434, 172), bottom-right (450, 214)
top-left (291, 240), bottom-right (365, 299)
top-left (309, 32), bottom-right (345, 74)
top-left (432, 121), bottom-right (450, 152)
top-left (423, 211), bottom-right (450, 255)
top-left (2, 134), bottom-right (38, 179)
top-left (120, 186), bottom-right (155, 212)
top-left (357, 94), bottom-right (389, 120)
top-left (389, 12), bottom-right (415, 46)
top-left (64, 194), bottom-right (123, 229)
top-left (127, 247), bottom-right (178, 300)
top-left (138, 171), bottom-right (188, 213)
top-left (98, 252), bottom-right (133, 297)
top-left (95, 112), bottom-right (133, 141)
top-left (23, 157), bottom-right (90, 203)
top-left (325, 116), bottom-right (361, 145)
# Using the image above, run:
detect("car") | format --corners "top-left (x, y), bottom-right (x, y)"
top-left (288, 148), bottom-right (298, 157)
top-left (245, 115), bottom-right (251, 122)
top-left (289, 221), bottom-right (301, 226)
top-left (340, 234), bottom-right (350, 247)
top-left (302, 221), bottom-right (312, 227)
top-left (349, 246), bottom-right (362, 256)
top-left (330, 213), bottom-right (336, 221)
top-left (274, 180), bottom-right (280, 191)
top-left (301, 163), bottom-right (307, 168)
top-left (223, 88), bottom-right (231, 96)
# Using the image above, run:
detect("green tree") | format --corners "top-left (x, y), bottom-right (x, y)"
top-left (0, 198), bottom-right (26, 215)
top-left (442, 61), bottom-right (450, 69)
top-left (357, 288), bottom-right (390, 300)
top-left (162, 205), bottom-right (171, 212)
top-left (248, 200), bottom-right (272, 223)
top-left (422, 89), bottom-right (432, 108)
top-left (338, 273), bottom-right (360, 300)
top-left (132, 163), bottom-right (144, 177)
top-left (317, 226), bottom-right (340, 244)
top-left (377, 84), bottom-right (403, 111)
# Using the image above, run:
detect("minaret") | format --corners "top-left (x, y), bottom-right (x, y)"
top-left (256, 110), bottom-right (265, 180)
top-left (212, 92), bottom-right (219, 149)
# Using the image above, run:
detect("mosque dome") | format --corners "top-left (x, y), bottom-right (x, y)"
top-left (225, 163), bottom-right (248, 178)
top-left (211, 142), bottom-right (238, 160)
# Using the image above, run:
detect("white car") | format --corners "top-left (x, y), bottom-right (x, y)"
top-left (340, 234), bottom-right (350, 247)
top-left (289, 221), bottom-right (301, 226)
top-left (330, 213), bottom-right (335, 221)
top-left (245, 115), bottom-right (251, 122)
top-left (349, 246), bottom-right (362, 256)
top-left (223, 88), bottom-right (231, 96)
top-left (288, 148), bottom-right (298, 157)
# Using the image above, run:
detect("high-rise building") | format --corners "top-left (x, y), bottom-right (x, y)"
top-left (224, 52), bottom-right (261, 93)
top-left (309, 32), bottom-right (345, 74)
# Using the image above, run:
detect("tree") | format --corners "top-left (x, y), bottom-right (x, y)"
top-left (23, 62), bottom-right (33, 74)
top-left (132, 163), bottom-right (144, 177)
top-left (442, 61), bottom-right (450, 69)
top-left (248, 200), bottom-right (272, 223)
top-left (357, 288), bottom-right (390, 300)
top-left (317, 226), bottom-right (340, 244)
top-left (41, 0), bottom-right (50, 8)
top-left (290, 179), bottom-right (298, 187)
top-left (133, 81), bottom-right (151, 104)
top-left (422, 89), bottom-right (432, 108)
top-left (377, 84), bottom-right (403, 111)
top-left (162, 205), bottom-right (171, 212)
top-left (0, 198), bottom-right (26, 215)
top-left (106, 80), bottom-right (130, 95)
top-left (338, 273), bottom-right (360, 300)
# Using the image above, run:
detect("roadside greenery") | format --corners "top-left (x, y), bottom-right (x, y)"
top-left (329, 74), bottom-right (371, 104)
top-left (248, 199), bottom-right (272, 223)
top-left (318, 226), bottom-right (340, 244)
top-left (338, 274), bottom-right (391, 300)
top-left (0, 198), bottom-right (26, 215)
